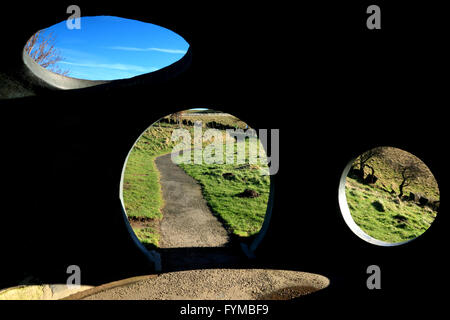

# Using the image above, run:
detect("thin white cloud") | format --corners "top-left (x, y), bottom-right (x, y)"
top-left (58, 48), bottom-right (102, 61)
top-left (59, 61), bottom-right (157, 73)
top-left (107, 46), bottom-right (187, 54)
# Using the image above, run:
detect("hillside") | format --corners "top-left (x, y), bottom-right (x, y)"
top-left (365, 147), bottom-right (439, 200)
top-left (345, 147), bottom-right (439, 243)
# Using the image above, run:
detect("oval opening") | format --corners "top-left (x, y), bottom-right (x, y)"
top-left (338, 146), bottom-right (440, 246)
top-left (23, 16), bottom-right (189, 89)
top-left (120, 109), bottom-right (273, 255)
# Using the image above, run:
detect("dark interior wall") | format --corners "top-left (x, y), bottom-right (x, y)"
top-left (0, 0), bottom-right (447, 307)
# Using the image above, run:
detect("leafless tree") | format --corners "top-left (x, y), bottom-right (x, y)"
top-left (396, 161), bottom-right (423, 198)
top-left (172, 111), bottom-right (184, 127)
top-left (353, 147), bottom-right (384, 181)
top-left (24, 30), bottom-right (69, 76)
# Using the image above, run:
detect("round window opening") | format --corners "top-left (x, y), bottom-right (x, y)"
top-left (338, 146), bottom-right (439, 246)
top-left (120, 109), bottom-right (273, 252)
top-left (23, 16), bottom-right (189, 89)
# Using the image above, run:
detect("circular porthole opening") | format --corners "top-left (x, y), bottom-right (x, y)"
top-left (120, 109), bottom-right (272, 252)
top-left (23, 16), bottom-right (189, 89)
top-left (338, 146), bottom-right (439, 246)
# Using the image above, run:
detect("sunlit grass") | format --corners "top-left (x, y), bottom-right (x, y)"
top-left (346, 177), bottom-right (437, 243)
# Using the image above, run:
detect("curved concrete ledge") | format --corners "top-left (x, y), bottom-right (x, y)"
top-left (22, 50), bottom-right (110, 90)
top-left (63, 275), bottom-right (158, 300)
top-left (0, 284), bottom-right (93, 300)
top-left (64, 269), bottom-right (329, 300)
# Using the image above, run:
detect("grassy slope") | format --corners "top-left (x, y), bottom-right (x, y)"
top-left (180, 152), bottom-right (270, 237)
top-left (123, 124), bottom-right (177, 219)
top-left (123, 149), bottom-right (166, 219)
top-left (346, 147), bottom-right (439, 243)
top-left (179, 126), bottom-right (270, 237)
top-left (367, 148), bottom-right (439, 200)
top-left (346, 177), bottom-right (437, 242)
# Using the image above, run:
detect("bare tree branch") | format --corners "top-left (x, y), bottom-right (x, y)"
top-left (24, 30), bottom-right (70, 76)
top-left (355, 147), bottom-right (384, 181)
top-left (396, 160), bottom-right (423, 198)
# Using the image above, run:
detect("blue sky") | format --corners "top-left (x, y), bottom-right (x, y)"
top-left (38, 16), bottom-right (189, 80)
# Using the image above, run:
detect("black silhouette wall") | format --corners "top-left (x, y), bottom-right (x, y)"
top-left (0, 1), bottom-right (447, 310)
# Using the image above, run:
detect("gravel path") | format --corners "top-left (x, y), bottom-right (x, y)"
top-left (155, 153), bottom-right (229, 248)
top-left (82, 269), bottom-right (329, 300)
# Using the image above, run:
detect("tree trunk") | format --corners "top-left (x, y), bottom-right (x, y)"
top-left (359, 159), bottom-right (365, 180)
top-left (398, 179), bottom-right (406, 198)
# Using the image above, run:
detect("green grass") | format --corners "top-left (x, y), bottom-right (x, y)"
top-left (123, 124), bottom-right (177, 219)
top-left (346, 176), bottom-right (437, 243)
top-left (123, 150), bottom-right (164, 219)
top-left (133, 227), bottom-right (160, 250)
top-left (179, 139), bottom-right (270, 237)
top-left (122, 123), bottom-right (178, 246)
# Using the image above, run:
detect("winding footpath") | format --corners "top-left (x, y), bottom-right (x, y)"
top-left (155, 153), bottom-right (229, 248)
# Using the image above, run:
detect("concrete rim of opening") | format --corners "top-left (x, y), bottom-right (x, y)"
top-left (119, 112), bottom-right (275, 268)
top-left (22, 49), bottom-right (111, 90)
